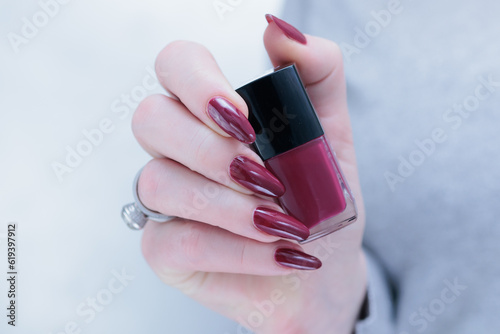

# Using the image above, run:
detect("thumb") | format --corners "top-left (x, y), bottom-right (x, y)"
top-left (263, 15), bottom-right (365, 252)
top-left (263, 14), bottom-right (354, 161)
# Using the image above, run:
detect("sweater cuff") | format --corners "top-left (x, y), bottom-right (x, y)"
top-left (354, 249), bottom-right (396, 334)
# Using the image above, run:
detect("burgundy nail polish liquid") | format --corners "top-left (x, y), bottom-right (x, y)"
top-left (237, 64), bottom-right (357, 243)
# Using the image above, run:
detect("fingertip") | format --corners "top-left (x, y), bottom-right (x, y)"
top-left (206, 96), bottom-right (256, 144)
top-left (263, 22), bottom-right (346, 99)
top-left (264, 14), bottom-right (307, 45)
top-left (274, 247), bottom-right (323, 270)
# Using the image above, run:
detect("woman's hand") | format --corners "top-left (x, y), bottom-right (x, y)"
top-left (132, 15), bottom-right (367, 334)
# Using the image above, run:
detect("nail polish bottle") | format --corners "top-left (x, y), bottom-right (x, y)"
top-left (236, 64), bottom-right (357, 243)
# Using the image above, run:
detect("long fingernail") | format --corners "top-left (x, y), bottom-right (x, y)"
top-left (274, 248), bottom-right (322, 270)
top-left (254, 207), bottom-right (309, 241)
top-left (230, 156), bottom-right (285, 197)
top-left (208, 97), bottom-right (256, 144)
top-left (265, 14), bottom-right (307, 45)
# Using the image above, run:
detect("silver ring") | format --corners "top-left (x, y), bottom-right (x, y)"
top-left (121, 168), bottom-right (175, 230)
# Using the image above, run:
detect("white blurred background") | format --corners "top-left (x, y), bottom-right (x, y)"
top-left (0, 0), bottom-right (283, 332)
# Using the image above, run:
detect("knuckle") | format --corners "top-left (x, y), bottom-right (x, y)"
top-left (155, 40), bottom-right (211, 80)
top-left (137, 159), bottom-right (165, 210)
top-left (328, 41), bottom-right (344, 67)
top-left (238, 238), bottom-right (249, 266)
top-left (176, 223), bottom-right (206, 268)
top-left (156, 40), bottom-right (192, 64)
top-left (140, 223), bottom-right (157, 266)
top-left (141, 220), bottom-right (188, 278)
top-left (189, 126), bottom-right (213, 167)
top-left (132, 94), bottom-right (165, 141)
top-left (181, 66), bottom-right (213, 93)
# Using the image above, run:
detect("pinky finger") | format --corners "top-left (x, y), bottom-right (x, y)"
top-left (142, 219), bottom-right (322, 277)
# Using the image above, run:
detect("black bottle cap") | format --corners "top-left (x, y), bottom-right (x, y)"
top-left (236, 64), bottom-right (324, 161)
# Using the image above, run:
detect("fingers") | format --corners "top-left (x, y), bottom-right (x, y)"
top-left (155, 40), bottom-right (255, 144)
top-left (142, 218), bottom-right (322, 276)
top-left (132, 94), bottom-right (285, 197)
top-left (138, 158), bottom-right (309, 242)
top-left (264, 15), bottom-right (354, 155)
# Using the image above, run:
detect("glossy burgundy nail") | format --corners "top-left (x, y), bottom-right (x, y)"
top-left (207, 97), bottom-right (256, 144)
top-left (254, 207), bottom-right (309, 241)
top-left (265, 14), bottom-right (307, 45)
top-left (274, 248), bottom-right (322, 270)
top-left (229, 156), bottom-right (285, 197)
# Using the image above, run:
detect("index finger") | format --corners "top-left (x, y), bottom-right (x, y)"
top-left (155, 40), bottom-right (256, 144)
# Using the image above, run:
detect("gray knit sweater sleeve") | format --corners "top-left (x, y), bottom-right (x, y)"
top-left (283, 1), bottom-right (500, 333)
top-left (355, 250), bottom-right (395, 333)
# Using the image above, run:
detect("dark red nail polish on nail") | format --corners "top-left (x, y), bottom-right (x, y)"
top-left (237, 65), bottom-right (357, 243)
top-left (254, 207), bottom-right (309, 241)
top-left (208, 97), bottom-right (256, 144)
top-left (230, 156), bottom-right (285, 197)
top-left (265, 14), bottom-right (307, 45)
top-left (274, 248), bottom-right (322, 270)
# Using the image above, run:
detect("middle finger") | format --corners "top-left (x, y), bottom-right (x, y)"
top-left (138, 158), bottom-right (310, 243)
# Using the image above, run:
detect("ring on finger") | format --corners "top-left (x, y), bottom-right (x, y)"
top-left (121, 167), bottom-right (176, 230)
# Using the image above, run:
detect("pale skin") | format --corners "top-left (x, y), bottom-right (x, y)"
top-left (132, 20), bottom-right (367, 334)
